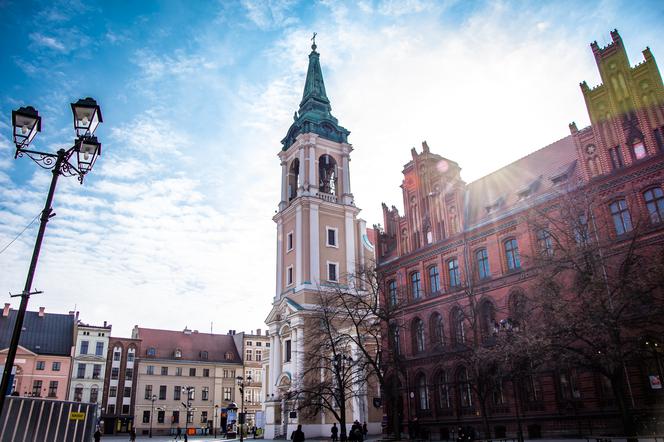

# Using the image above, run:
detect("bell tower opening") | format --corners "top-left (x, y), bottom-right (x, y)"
top-left (318, 154), bottom-right (337, 195)
top-left (288, 159), bottom-right (300, 201)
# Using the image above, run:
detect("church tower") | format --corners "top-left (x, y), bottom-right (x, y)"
top-left (264, 40), bottom-right (375, 438)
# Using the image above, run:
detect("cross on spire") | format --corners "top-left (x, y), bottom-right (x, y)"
top-left (311, 32), bottom-right (317, 51)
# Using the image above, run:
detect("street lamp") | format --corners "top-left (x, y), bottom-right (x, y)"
top-left (214, 404), bottom-right (219, 438)
top-left (236, 375), bottom-right (252, 442)
top-left (0, 98), bottom-right (103, 419)
top-left (496, 319), bottom-right (524, 442)
top-left (150, 394), bottom-right (156, 438)
top-left (333, 354), bottom-right (353, 442)
top-left (181, 385), bottom-right (194, 438)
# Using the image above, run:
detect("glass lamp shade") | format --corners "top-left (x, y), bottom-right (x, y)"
top-left (12, 106), bottom-right (41, 148)
top-left (71, 97), bottom-right (102, 137)
top-left (226, 402), bottom-right (238, 411)
top-left (77, 136), bottom-right (101, 174)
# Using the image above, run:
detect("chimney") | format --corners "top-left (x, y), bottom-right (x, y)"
top-left (256, 328), bottom-right (261, 336)
top-left (193, 330), bottom-right (198, 334)
top-left (38, 307), bottom-right (45, 317)
top-left (251, 330), bottom-right (254, 335)
top-left (103, 321), bottom-right (107, 327)
top-left (3, 303), bottom-right (10, 317)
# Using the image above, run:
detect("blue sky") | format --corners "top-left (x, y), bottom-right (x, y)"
top-left (1, 0), bottom-right (663, 337)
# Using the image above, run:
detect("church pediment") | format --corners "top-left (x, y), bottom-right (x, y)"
top-left (265, 296), bottom-right (304, 324)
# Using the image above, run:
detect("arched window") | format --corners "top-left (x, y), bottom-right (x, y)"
top-left (411, 272), bottom-right (422, 300)
top-left (413, 318), bottom-right (425, 353)
top-left (457, 367), bottom-right (473, 408)
top-left (428, 266), bottom-right (440, 294)
top-left (452, 309), bottom-right (465, 345)
top-left (476, 249), bottom-right (490, 279)
top-left (319, 154), bottom-right (337, 195)
top-left (504, 239), bottom-right (521, 270)
top-left (387, 280), bottom-right (398, 306)
top-left (430, 313), bottom-right (444, 348)
top-left (288, 159), bottom-right (300, 201)
top-left (609, 199), bottom-right (633, 235)
top-left (644, 187), bottom-right (664, 224)
top-left (479, 301), bottom-right (496, 339)
top-left (417, 373), bottom-right (429, 410)
top-left (437, 370), bottom-right (451, 409)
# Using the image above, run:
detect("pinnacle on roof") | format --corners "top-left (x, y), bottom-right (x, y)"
top-left (281, 36), bottom-right (350, 150)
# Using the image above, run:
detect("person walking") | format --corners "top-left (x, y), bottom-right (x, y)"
top-left (129, 428), bottom-right (136, 441)
top-left (94, 429), bottom-right (102, 442)
top-left (331, 423), bottom-right (339, 442)
top-left (291, 424), bottom-right (305, 442)
top-left (362, 422), bottom-right (368, 438)
top-left (175, 425), bottom-right (182, 440)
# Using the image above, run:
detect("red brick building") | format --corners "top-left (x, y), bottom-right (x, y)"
top-left (375, 30), bottom-right (664, 438)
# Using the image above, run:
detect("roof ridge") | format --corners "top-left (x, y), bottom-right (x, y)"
top-left (467, 133), bottom-right (575, 186)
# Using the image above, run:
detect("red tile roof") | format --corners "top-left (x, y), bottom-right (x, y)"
top-left (136, 327), bottom-right (241, 363)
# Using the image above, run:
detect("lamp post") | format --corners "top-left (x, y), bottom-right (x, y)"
top-left (236, 375), bottom-right (252, 442)
top-left (496, 319), bottom-right (524, 442)
top-left (181, 385), bottom-right (194, 438)
top-left (214, 404), bottom-right (219, 438)
top-left (0, 99), bottom-right (103, 419)
top-left (149, 394), bottom-right (156, 438)
top-left (334, 354), bottom-right (353, 442)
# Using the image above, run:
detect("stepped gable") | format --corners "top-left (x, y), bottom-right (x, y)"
top-left (465, 135), bottom-right (579, 227)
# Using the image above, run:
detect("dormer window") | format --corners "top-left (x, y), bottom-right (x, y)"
top-left (201, 351), bottom-right (208, 360)
top-left (147, 347), bottom-right (156, 357)
top-left (224, 352), bottom-right (234, 361)
top-left (174, 348), bottom-right (182, 358)
top-left (632, 140), bottom-right (647, 160)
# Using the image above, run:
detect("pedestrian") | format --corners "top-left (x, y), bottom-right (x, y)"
top-left (291, 424), bottom-right (305, 442)
top-left (175, 425), bottom-right (182, 440)
top-left (331, 423), bottom-right (339, 442)
top-left (362, 422), bottom-right (368, 438)
top-left (129, 428), bottom-right (136, 441)
top-left (94, 429), bottom-right (102, 442)
top-left (252, 426), bottom-right (257, 439)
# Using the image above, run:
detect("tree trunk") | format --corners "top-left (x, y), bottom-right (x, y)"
top-left (610, 373), bottom-right (634, 437)
top-left (479, 394), bottom-right (492, 440)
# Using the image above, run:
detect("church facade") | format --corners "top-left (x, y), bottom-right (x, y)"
top-left (264, 41), bottom-right (378, 439)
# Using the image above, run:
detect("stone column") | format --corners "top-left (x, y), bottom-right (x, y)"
top-left (296, 205), bottom-right (303, 286)
top-left (276, 220), bottom-right (283, 299)
top-left (309, 145), bottom-right (317, 193)
top-left (310, 203), bottom-right (320, 283)
top-left (298, 147), bottom-right (305, 195)
top-left (280, 161), bottom-right (288, 211)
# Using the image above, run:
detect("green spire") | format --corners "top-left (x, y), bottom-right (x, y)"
top-left (281, 39), bottom-right (349, 150)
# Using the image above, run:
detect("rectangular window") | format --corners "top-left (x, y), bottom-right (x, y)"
top-left (189, 367), bottom-right (196, 377)
top-left (287, 266), bottom-right (294, 286)
top-left (52, 361), bottom-right (61, 371)
top-left (74, 387), bottom-right (83, 402)
top-left (147, 365), bottom-right (154, 375)
top-left (537, 229), bottom-right (553, 256)
top-left (609, 146), bottom-right (624, 170)
top-left (328, 262), bottom-right (338, 282)
top-left (203, 368), bottom-right (210, 377)
top-left (410, 271), bottom-right (422, 299)
top-left (223, 387), bottom-right (232, 401)
top-left (36, 361), bottom-right (45, 371)
top-left (187, 411), bottom-right (193, 424)
top-left (122, 405), bottom-right (130, 415)
top-left (256, 350), bottom-right (262, 361)
top-left (610, 199), bottom-right (633, 235)
top-left (93, 364), bottom-right (102, 379)
top-left (187, 387), bottom-right (194, 400)
top-left (575, 214), bottom-right (590, 245)
top-left (448, 259), bottom-right (460, 288)
top-left (113, 351), bottom-right (121, 361)
top-left (95, 342), bottom-right (104, 356)
top-left (172, 411), bottom-right (180, 424)
top-left (107, 404), bottom-right (115, 415)
top-left (109, 386), bottom-right (117, 397)
top-left (80, 340), bottom-right (89, 355)
top-left (123, 387), bottom-right (131, 397)
top-left (161, 366), bottom-right (168, 376)
top-left (145, 385), bottom-right (153, 400)
top-left (158, 410), bottom-right (165, 424)
top-left (159, 385), bottom-right (167, 400)
top-left (125, 368), bottom-right (133, 380)
top-left (143, 411), bottom-right (150, 424)
top-left (90, 387), bottom-right (98, 403)
top-left (326, 227), bottom-right (338, 247)
top-left (285, 339), bottom-right (292, 362)
top-left (645, 188), bottom-right (664, 224)
top-left (428, 266), bottom-right (440, 293)
top-left (504, 239), bottom-right (521, 270)
top-left (246, 349), bottom-right (253, 361)
top-left (127, 352), bottom-right (134, 362)
top-left (174, 386), bottom-right (181, 400)
top-left (111, 367), bottom-right (119, 379)
top-left (287, 232), bottom-right (293, 251)
top-left (176, 367), bottom-right (182, 376)
top-left (476, 249), bottom-right (490, 279)
top-left (202, 386), bottom-right (209, 401)
top-left (388, 280), bottom-right (398, 306)
top-left (77, 364), bottom-right (86, 379)
top-left (48, 381), bottom-right (58, 397)
top-left (632, 140), bottom-right (647, 160)
top-left (201, 411), bottom-right (208, 423)
top-left (32, 380), bottom-right (42, 396)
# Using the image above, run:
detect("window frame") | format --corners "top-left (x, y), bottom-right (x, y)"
top-left (286, 231), bottom-right (294, 252)
top-left (326, 226), bottom-right (339, 248)
top-left (327, 261), bottom-right (339, 282)
top-left (388, 280), bottom-right (398, 306)
top-left (609, 199), bottom-right (633, 235)
top-left (410, 271), bottom-right (422, 300)
top-left (448, 258), bottom-right (461, 288)
top-left (504, 238), bottom-right (521, 271)
top-left (428, 265), bottom-right (440, 294)
top-left (644, 187), bottom-right (664, 224)
top-left (475, 248), bottom-right (490, 280)
top-left (286, 265), bottom-right (294, 286)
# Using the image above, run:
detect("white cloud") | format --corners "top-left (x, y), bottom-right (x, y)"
top-left (241, 0), bottom-right (299, 30)
top-left (29, 33), bottom-right (67, 52)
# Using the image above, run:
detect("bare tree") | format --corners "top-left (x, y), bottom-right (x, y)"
top-left (524, 188), bottom-right (664, 436)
